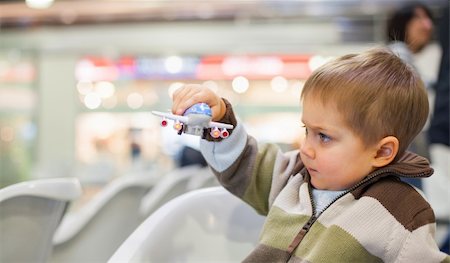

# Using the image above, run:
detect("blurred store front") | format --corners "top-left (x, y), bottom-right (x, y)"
top-left (0, 50), bottom-right (37, 187)
top-left (1, 46), bottom-right (334, 187)
top-left (0, 0), bottom-right (446, 188)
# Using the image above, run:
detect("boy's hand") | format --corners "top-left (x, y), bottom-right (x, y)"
top-left (172, 84), bottom-right (226, 121)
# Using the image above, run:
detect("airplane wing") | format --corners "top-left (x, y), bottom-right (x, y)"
top-left (151, 111), bottom-right (189, 123)
top-left (209, 121), bottom-right (234, 130)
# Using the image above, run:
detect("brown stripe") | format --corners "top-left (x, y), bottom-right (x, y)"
top-left (210, 137), bottom-right (255, 198)
top-left (242, 244), bottom-right (293, 263)
top-left (354, 176), bottom-right (435, 231)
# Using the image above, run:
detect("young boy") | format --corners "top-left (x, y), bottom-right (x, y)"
top-left (171, 48), bottom-right (450, 262)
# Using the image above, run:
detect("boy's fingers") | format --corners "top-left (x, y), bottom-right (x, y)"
top-left (173, 89), bottom-right (203, 115)
top-left (171, 84), bottom-right (219, 116)
top-left (177, 90), bottom-right (205, 114)
top-left (209, 98), bottom-right (225, 121)
top-left (172, 86), bottom-right (192, 114)
top-left (177, 89), bottom-right (202, 114)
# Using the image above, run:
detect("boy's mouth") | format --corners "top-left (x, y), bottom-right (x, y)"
top-left (307, 167), bottom-right (318, 174)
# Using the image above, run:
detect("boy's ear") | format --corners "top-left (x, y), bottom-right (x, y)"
top-left (372, 136), bottom-right (399, 167)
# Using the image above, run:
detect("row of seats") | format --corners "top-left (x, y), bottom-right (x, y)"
top-left (109, 187), bottom-right (265, 262)
top-left (3, 167), bottom-right (448, 262)
top-left (1, 165), bottom-right (248, 263)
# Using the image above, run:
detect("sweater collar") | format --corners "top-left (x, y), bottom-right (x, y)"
top-left (383, 151), bottom-right (433, 179)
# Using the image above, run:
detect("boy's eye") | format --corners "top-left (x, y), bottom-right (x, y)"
top-left (319, 133), bottom-right (331, 143)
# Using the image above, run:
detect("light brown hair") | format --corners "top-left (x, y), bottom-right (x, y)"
top-left (301, 48), bottom-right (429, 158)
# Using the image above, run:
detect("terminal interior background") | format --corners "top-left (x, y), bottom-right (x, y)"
top-left (0, 0), bottom-right (448, 249)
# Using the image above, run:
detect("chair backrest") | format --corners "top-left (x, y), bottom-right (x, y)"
top-left (139, 165), bottom-right (213, 217)
top-left (109, 187), bottom-right (265, 263)
top-left (0, 177), bottom-right (82, 263)
top-left (51, 174), bottom-right (158, 263)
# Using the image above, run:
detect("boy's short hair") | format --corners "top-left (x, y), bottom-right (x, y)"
top-left (301, 48), bottom-right (429, 158)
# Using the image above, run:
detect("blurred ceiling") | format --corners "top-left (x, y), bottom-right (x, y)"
top-left (0, 0), bottom-right (447, 29)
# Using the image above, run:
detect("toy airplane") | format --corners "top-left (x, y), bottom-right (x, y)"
top-left (152, 103), bottom-right (233, 139)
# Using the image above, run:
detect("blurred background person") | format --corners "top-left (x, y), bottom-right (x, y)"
top-left (178, 146), bottom-right (207, 168)
top-left (387, 2), bottom-right (435, 65)
top-left (386, 1), bottom-right (440, 189)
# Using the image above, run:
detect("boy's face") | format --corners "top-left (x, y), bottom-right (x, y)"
top-left (300, 96), bottom-right (377, 191)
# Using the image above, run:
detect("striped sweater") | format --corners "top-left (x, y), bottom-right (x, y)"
top-left (200, 101), bottom-right (450, 263)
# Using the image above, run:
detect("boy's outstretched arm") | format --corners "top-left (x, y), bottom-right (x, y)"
top-left (171, 85), bottom-right (299, 215)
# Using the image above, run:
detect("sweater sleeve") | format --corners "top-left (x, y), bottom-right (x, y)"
top-left (200, 100), bottom-right (301, 215)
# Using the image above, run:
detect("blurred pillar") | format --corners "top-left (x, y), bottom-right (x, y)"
top-left (36, 52), bottom-right (77, 178)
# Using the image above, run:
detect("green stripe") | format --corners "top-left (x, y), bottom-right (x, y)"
top-left (441, 256), bottom-right (450, 263)
top-left (259, 206), bottom-right (310, 248)
top-left (260, 207), bottom-right (382, 262)
top-left (242, 143), bottom-right (279, 215)
top-left (297, 224), bottom-right (382, 262)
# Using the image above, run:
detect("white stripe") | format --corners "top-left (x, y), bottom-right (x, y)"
top-left (268, 150), bottom-right (300, 208)
top-left (317, 195), bottom-right (408, 261)
top-left (396, 224), bottom-right (447, 262)
top-left (272, 179), bottom-right (312, 216)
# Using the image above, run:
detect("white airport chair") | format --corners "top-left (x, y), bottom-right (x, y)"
top-left (109, 187), bottom-right (265, 263)
top-left (139, 165), bottom-right (215, 217)
top-left (51, 173), bottom-right (158, 263)
top-left (0, 177), bottom-right (82, 263)
top-left (186, 166), bottom-right (220, 190)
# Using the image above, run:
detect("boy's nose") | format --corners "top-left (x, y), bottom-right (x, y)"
top-left (299, 140), bottom-right (315, 159)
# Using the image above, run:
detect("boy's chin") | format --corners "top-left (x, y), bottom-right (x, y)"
top-left (310, 180), bottom-right (324, 190)
top-left (310, 179), bottom-right (346, 191)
